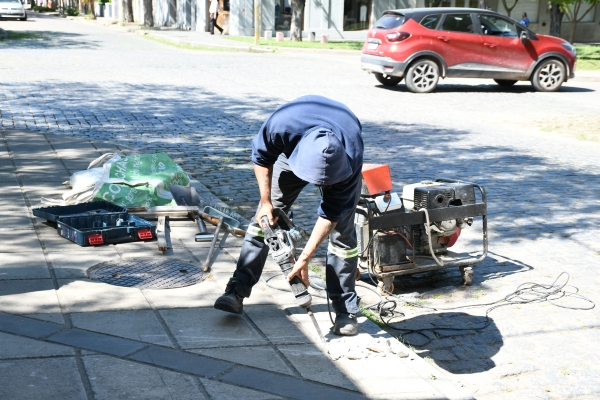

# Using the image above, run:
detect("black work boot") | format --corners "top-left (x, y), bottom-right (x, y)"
top-left (333, 313), bottom-right (358, 336)
top-left (214, 277), bottom-right (244, 314)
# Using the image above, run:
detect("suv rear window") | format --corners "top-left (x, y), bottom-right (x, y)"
top-left (420, 14), bottom-right (442, 30)
top-left (374, 14), bottom-right (406, 30)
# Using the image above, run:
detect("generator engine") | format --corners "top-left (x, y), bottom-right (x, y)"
top-left (402, 181), bottom-right (476, 255)
top-left (355, 164), bottom-right (411, 273)
top-left (355, 164), bottom-right (481, 274)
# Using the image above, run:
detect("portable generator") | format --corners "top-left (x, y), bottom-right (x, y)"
top-left (354, 164), bottom-right (488, 294)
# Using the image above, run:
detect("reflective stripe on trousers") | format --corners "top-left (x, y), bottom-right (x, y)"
top-left (232, 154), bottom-right (361, 314)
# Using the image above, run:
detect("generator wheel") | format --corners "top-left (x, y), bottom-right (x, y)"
top-left (460, 266), bottom-right (473, 286)
top-left (378, 279), bottom-right (395, 296)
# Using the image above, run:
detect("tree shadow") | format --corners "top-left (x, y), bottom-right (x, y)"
top-left (2, 79), bottom-right (599, 294)
top-left (0, 30), bottom-right (101, 49)
top-left (2, 79), bottom-right (597, 249)
top-left (386, 252), bottom-right (533, 292)
top-left (386, 311), bottom-right (503, 374)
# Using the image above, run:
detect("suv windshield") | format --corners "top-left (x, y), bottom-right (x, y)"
top-left (374, 14), bottom-right (406, 29)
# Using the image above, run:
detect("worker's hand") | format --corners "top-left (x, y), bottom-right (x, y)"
top-left (256, 202), bottom-right (277, 227)
top-left (288, 254), bottom-right (310, 288)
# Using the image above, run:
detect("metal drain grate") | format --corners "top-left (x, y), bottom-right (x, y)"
top-left (87, 259), bottom-right (207, 289)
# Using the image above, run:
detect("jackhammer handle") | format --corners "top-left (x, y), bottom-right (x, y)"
top-left (282, 265), bottom-right (312, 308)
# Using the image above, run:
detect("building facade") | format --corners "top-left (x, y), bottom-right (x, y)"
top-left (105, 0), bottom-right (600, 43)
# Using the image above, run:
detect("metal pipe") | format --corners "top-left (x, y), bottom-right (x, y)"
top-left (203, 216), bottom-right (224, 272)
top-left (195, 217), bottom-right (214, 242)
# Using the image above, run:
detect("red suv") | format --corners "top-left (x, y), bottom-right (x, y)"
top-left (361, 8), bottom-right (576, 93)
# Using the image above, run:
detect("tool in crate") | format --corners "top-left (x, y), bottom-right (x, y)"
top-left (354, 164), bottom-right (488, 294)
top-left (261, 209), bottom-right (326, 342)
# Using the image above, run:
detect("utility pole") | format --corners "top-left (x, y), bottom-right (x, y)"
top-left (254, 0), bottom-right (261, 46)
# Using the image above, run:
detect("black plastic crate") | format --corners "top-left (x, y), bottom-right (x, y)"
top-left (33, 200), bottom-right (128, 222)
top-left (57, 214), bottom-right (155, 247)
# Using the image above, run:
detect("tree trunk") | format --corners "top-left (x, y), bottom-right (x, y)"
top-left (289, 0), bottom-right (305, 41)
top-left (500, 0), bottom-right (519, 18)
top-left (549, 3), bottom-right (563, 38)
top-left (143, 0), bottom-right (153, 26)
top-left (90, 0), bottom-right (95, 19)
top-left (569, 20), bottom-right (578, 44)
top-left (123, 0), bottom-right (134, 22)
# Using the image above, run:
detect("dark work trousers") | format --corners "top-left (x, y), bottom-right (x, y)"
top-left (233, 154), bottom-right (361, 315)
top-left (210, 13), bottom-right (223, 34)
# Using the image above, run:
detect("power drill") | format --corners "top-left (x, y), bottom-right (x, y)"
top-left (261, 209), bottom-right (311, 308)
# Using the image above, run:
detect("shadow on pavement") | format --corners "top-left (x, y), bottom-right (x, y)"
top-left (388, 311), bottom-right (502, 374)
top-left (0, 30), bottom-right (100, 49)
top-left (2, 80), bottom-right (599, 295)
top-left (377, 82), bottom-right (595, 93)
top-left (386, 255), bottom-right (533, 292)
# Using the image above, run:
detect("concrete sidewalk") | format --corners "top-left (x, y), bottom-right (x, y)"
top-left (0, 128), bottom-right (473, 400)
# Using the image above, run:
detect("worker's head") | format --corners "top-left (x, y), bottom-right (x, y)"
top-left (288, 128), bottom-right (352, 186)
top-left (522, 12), bottom-right (527, 18)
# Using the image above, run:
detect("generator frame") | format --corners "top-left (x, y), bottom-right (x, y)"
top-left (359, 180), bottom-right (488, 293)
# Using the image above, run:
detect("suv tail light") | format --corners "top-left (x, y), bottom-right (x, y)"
top-left (386, 32), bottom-right (411, 42)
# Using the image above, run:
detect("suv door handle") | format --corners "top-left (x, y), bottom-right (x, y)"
top-left (484, 43), bottom-right (497, 48)
top-left (437, 36), bottom-right (449, 42)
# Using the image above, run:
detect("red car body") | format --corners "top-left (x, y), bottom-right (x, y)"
top-left (361, 8), bottom-right (577, 92)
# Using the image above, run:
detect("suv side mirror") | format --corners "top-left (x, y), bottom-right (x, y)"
top-left (520, 31), bottom-right (529, 41)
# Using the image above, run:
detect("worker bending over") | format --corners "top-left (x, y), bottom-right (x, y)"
top-left (214, 95), bottom-right (364, 336)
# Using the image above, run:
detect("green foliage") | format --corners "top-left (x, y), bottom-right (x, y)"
top-left (32, 5), bottom-right (54, 11)
top-left (549, 0), bottom-right (599, 22)
top-left (65, 6), bottom-right (79, 16)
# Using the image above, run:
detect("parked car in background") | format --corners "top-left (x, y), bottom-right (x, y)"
top-left (0, 0), bottom-right (27, 20)
top-left (361, 8), bottom-right (576, 93)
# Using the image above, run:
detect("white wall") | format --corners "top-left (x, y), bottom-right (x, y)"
top-left (229, 0), bottom-right (255, 36)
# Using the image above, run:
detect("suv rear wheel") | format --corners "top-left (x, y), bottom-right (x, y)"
top-left (494, 79), bottom-right (517, 87)
top-left (531, 59), bottom-right (566, 92)
top-left (405, 59), bottom-right (439, 93)
top-left (374, 73), bottom-right (403, 86)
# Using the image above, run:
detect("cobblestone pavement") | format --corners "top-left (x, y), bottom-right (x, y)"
top-left (2, 14), bottom-right (600, 399)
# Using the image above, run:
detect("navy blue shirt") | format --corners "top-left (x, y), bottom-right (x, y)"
top-left (252, 95), bottom-right (364, 222)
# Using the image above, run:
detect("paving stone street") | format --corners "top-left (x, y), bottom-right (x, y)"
top-left (2, 13), bottom-right (600, 399)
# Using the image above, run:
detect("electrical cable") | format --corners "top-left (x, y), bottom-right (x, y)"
top-left (419, 207), bottom-right (444, 267)
top-left (359, 271), bottom-right (595, 346)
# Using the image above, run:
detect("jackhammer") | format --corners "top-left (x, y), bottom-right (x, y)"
top-left (261, 209), bottom-right (326, 342)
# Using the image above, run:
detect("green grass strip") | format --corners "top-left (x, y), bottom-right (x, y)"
top-left (140, 34), bottom-right (239, 52)
top-left (575, 45), bottom-right (600, 70)
top-left (224, 36), bottom-right (363, 50)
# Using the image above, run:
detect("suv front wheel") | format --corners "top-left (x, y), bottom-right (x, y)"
top-left (405, 59), bottom-right (439, 93)
top-left (374, 73), bottom-right (403, 86)
top-left (531, 59), bottom-right (566, 92)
